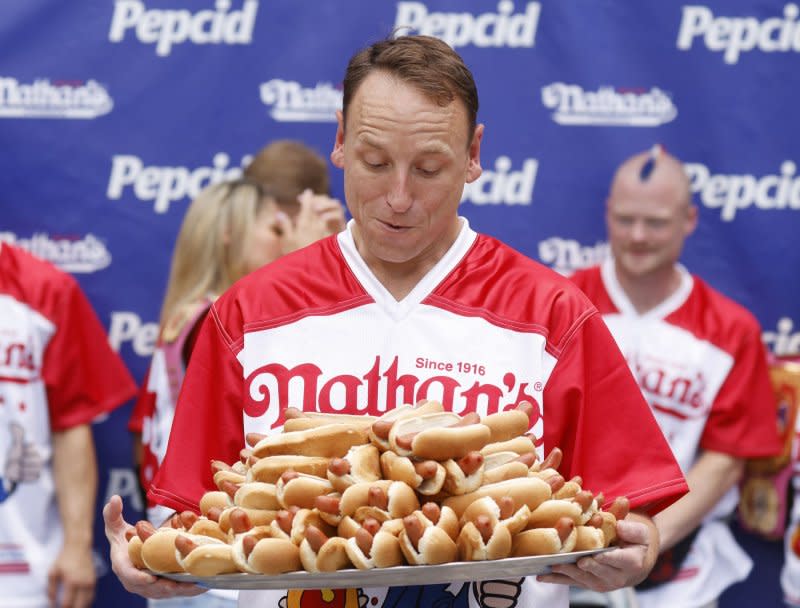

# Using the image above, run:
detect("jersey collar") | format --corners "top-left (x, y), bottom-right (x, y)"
top-left (336, 217), bottom-right (477, 320)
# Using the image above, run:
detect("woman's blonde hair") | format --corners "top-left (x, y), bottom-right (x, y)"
top-left (158, 178), bottom-right (275, 341)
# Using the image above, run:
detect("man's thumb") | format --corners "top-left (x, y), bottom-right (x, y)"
top-left (8, 422), bottom-right (25, 453)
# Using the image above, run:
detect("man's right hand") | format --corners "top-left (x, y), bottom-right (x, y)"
top-left (103, 495), bottom-right (205, 599)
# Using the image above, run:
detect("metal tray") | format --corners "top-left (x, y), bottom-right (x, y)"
top-left (154, 548), bottom-right (611, 590)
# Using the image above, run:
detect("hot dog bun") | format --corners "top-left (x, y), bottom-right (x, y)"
top-left (252, 424), bottom-right (369, 459)
top-left (388, 412), bottom-right (491, 460)
top-left (247, 455), bottom-right (330, 483)
top-left (327, 444), bottom-right (381, 492)
top-left (512, 517), bottom-right (577, 556)
top-left (368, 400), bottom-right (445, 452)
top-left (379, 450), bottom-right (446, 496)
top-left (231, 525), bottom-right (301, 574)
top-left (175, 533), bottom-right (238, 576)
top-left (480, 402), bottom-right (535, 443)
top-left (442, 477), bottom-right (552, 518)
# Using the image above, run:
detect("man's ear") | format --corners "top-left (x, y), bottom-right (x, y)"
top-left (331, 110), bottom-right (345, 169)
top-left (465, 123), bottom-right (484, 184)
top-left (684, 203), bottom-right (699, 237)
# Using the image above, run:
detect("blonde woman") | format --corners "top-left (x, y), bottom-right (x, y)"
top-left (128, 178), bottom-right (344, 608)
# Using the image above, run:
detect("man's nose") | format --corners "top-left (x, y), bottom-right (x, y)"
top-left (630, 220), bottom-right (648, 241)
top-left (386, 171), bottom-right (413, 213)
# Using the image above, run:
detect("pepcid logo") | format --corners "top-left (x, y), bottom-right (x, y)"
top-left (461, 156), bottom-right (537, 205)
top-left (0, 78), bottom-right (112, 119)
top-left (538, 237), bottom-right (610, 276)
top-left (394, 1), bottom-right (541, 48)
top-left (541, 83), bottom-right (677, 127)
top-left (677, 4), bottom-right (800, 65)
top-left (763, 317), bottom-right (800, 356)
top-left (109, 0), bottom-right (258, 57)
top-left (108, 312), bottom-right (158, 357)
top-left (0, 232), bottom-right (112, 273)
top-left (106, 152), bottom-right (249, 213)
top-left (259, 79), bottom-right (342, 123)
top-left (685, 161), bottom-right (800, 221)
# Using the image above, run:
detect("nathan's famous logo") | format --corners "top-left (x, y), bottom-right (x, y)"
top-left (541, 83), bottom-right (677, 127)
top-left (763, 317), bottom-right (800, 356)
top-left (685, 160), bottom-right (800, 222)
top-left (395, 1), bottom-right (541, 48)
top-left (677, 4), bottom-right (800, 65)
top-left (259, 79), bottom-right (342, 123)
top-left (0, 232), bottom-right (112, 273)
top-left (109, 0), bottom-right (258, 57)
top-left (461, 156), bottom-right (537, 205)
top-left (0, 78), bottom-right (112, 119)
top-left (538, 237), bottom-right (610, 276)
top-left (243, 356), bottom-right (541, 428)
top-left (631, 358), bottom-right (708, 420)
top-left (0, 338), bottom-right (37, 381)
top-left (106, 152), bottom-right (249, 213)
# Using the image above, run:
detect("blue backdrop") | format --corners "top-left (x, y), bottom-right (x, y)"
top-left (1, 1), bottom-right (797, 605)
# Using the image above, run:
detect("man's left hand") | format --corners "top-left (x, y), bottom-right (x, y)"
top-left (47, 544), bottom-right (95, 608)
top-left (538, 519), bottom-right (653, 592)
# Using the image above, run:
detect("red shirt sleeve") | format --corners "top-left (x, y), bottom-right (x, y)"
top-left (700, 321), bottom-right (782, 458)
top-left (544, 313), bottom-right (688, 515)
top-left (128, 366), bottom-right (153, 434)
top-left (43, 275), bottom-right (137, 431)
top-left (148, 304), bottom-right (246, 514)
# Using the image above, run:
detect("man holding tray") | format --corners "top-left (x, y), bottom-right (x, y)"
top-left (104, 34), bottom-right (688, 607)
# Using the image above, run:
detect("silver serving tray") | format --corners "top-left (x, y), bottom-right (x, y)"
top-left (154, 548), bottom-right (611, 590)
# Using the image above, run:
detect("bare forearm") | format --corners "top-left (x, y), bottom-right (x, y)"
top-left (52, 425), bottom-right (97, 549)
top-left (654, 450), bottom-right (744, 552)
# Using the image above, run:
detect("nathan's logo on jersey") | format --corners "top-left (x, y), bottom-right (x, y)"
top-left (537, 237), bottom-right (610, 276)
top-left (461, 156), bottom-right (537, 205)
top-left (677, 4), bottom-right (800, 65)
top-left (685, 160), bottom-right (800, 221)
top-left (108, 0), bottom-right (258, 57)
top-left (763, 317), bottom-right (800, 356)
top-left (0, 232), bottom-right (111, 274)
top-left (0, 78), bottom-right (112, 119)
top-left (243, 355), bottom-right (541, 428)
top-left (0, 339), bottom-right (37, 382)
top-left (631, 359), bottom-right (709, 420)
top-left (394, 1), bottom-right (541, 48)
top-left (106, 152), bottom-right (249, 213)
top-left (108, 312), bottom-right (158, 357)
top-left (259, 79), bottom-right (342, 123)
top-left (541, 83), bottom-right (677, 127)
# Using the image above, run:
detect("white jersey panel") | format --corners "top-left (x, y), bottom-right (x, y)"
top-left (602, 313), bottom-right (733, 473)
top-left (239, 301), bottom-right (549, 452)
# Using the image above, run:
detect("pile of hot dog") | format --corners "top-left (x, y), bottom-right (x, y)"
top-left (127, 400), bottom-right (629, 577)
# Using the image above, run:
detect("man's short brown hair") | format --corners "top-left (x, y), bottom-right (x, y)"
top-left (342, 35), bottom-right (479, 143)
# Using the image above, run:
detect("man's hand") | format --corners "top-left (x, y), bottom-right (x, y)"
top-left (538, 514), bottom-right (658, 592)
top-left (103, 495), bottom-right (205, 599)
top-left (47, 544), bottom-right (95, 608)
top-left (277, 189), bottom-right (346, 254)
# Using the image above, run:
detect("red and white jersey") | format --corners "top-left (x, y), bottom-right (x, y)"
top-left (571, 259), bottom-right (781, 607)
top-left (152, 220), bottom-right (687, 608)
top-left (0, 243), bottom-right (136, 606)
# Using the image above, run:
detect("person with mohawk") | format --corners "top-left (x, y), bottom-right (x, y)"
top-left (571, 145), bottom-right (782, 608)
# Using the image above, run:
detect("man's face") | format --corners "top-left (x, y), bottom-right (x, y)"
top-left (331, 71), bottom-right (483, 273)
top-left (606, 173), bottom-right (697, 281)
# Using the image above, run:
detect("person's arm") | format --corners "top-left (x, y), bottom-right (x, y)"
top-left (539, 508), bottom-right (659, 591)
top-left (654, 450), bottom-right (744, 552)
top-left (47, 424), bottom-right (97, 608)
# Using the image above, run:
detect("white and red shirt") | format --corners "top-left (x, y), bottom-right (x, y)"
top-left (152, 220), bottom-right (687, 608)
top-left (571, 259), bottom-right (781, 608)
top-left (0, 242), bottom-right (137, 607)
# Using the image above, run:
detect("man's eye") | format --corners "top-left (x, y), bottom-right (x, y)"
top-left (417, 167), bottom-right (439, 177)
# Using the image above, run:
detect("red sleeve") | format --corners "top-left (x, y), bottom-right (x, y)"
top-left (128, 366), bottom-right (153, 433)
top-left (43, 276), bottom-right (137, 431)
top-left (544, 313), bottom-right (688, 515)
top-left (700, 323), bottom-right (783, 458)
top-left (148, 304), bottom-right (246, 514)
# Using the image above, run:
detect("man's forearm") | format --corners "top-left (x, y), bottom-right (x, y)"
top-left (653, 450), bottom-right (744, 552)
top-left (52, 425), bottom-right (97, 549)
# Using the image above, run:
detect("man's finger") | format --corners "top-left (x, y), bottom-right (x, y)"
top-left (46, 567), bottom-right (60, 606)
top-left (614, 519), bottom-right (649, 545)
top-left (103, 495), bottom-right (130, 539)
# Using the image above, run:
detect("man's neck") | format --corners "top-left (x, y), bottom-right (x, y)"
top-left (615, 264), bottom-right (683, 315)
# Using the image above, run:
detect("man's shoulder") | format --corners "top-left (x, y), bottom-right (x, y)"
top-left (0, 241), bottom-right (78, 311)
top-left (212, 236), bottom-right (366, 335)
top-left (432, 234), bottom-right (598, 340)
top-left (685, 275), bottom-right (763, 335)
